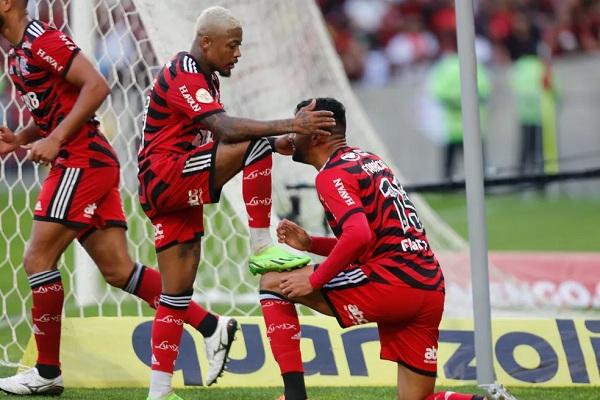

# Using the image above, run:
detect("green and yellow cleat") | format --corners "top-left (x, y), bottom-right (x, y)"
top-left (248, 246), bottom-right (311, 275)
top-left (146, 392), bottom-right (184, 400)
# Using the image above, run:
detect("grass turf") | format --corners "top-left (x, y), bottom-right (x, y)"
top-left (1, 386), bottom-right (598, 399)
top-left (423, 193), bottom-right (600, 251)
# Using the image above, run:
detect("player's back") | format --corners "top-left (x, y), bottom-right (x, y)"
top-left (317, 147), bottom-right (444, 292)
top-left (138, 51), bottom-right (224, 171)
top-left (7, 20), bottom-right (118, 169)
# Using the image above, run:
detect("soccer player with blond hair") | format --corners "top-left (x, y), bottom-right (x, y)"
top-left (137, 6), bottom-right (335, 400)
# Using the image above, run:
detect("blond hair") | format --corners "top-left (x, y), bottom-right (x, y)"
top-left (194, 6), bottom-right (241, 37)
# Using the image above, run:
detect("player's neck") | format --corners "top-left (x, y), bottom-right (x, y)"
top-left (3, 14), bottom-right (29, 46)
top-left (314, 141), bottom-right (347, 170)
top-left (189, 46), bottom-right (212, 76)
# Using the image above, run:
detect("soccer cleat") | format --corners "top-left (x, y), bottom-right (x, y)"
top-left (146, 392), bottom-right (184, 400)
top-left (0, 367), bottom-right (64, 396)
top-left (204, 316), bottom-right (238, 386)
top-left (481, 383), bottom-right (519, 400)
top-left (248, 246), bottom-right (311, 275)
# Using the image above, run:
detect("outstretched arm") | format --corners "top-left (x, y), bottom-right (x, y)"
top-left (203, 99), bottom-right (335, 143)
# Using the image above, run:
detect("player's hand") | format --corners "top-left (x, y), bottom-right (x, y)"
top-left (272, 134), bottom-right (294, 156)
top-left (0, 127), bottom-right (21, 155)
top-left (280, 267), bottom-right (314, 298)
top-left (293, 99), bottom-right (336, 136)
top-left (28, 136), bottom-right (61, 166)
top-left (277, 219), bottom-right (311, 251)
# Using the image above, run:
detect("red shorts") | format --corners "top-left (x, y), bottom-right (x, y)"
top-left (320, 266), bottom-right (445, 377)
top-left (138, 142), bottom-right (221, 251)
top-left (34, 166), bottom-right (126, 241)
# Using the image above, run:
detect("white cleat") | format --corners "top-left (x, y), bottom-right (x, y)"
top-left (0, 367), bottom-right (64, 396)
top-left (481, 383), bottom-right (518, 400)
top-left (203, 316), bottom-right (238, 386)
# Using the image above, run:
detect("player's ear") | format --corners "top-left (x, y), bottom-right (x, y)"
top-left (199, 34), bottom-right (211, 51)
top-left (0, 0), bottom-right (11, 12)
top-left (312, 132), bottom-right (327, 146)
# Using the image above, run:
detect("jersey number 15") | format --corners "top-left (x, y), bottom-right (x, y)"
top-left (379, 176), bottom-right (423, 233)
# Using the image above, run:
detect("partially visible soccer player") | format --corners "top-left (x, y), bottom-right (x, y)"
top-left (258, 98), bottom-right (518, 400)
top-left (136, 6), bottom-right (336, 400)
top-left (0, 0), bottom-right (236, 395)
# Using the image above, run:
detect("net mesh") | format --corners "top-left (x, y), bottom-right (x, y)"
top-left (0, 0), bottom-right (472, 371)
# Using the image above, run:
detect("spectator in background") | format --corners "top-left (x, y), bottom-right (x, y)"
top-left (427, 34), bottom-right (491, 181)
top-left (318, 0), bottom-right (600, 85)
top-left (385, 13), bottom-right (439, 71)
top-left (509, 12), bottom-right (559, 181)
top-left (511, 56), bottom-right (552, 179)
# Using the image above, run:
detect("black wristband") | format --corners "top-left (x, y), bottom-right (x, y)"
top-left (266, 137), bottom-right (277, 152)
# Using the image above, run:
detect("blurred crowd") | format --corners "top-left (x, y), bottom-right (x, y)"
top-left (318, 0), bottom-right (600, 85)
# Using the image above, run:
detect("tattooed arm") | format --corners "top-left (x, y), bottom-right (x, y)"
top-left (203, 99), bottom-right (335, 144)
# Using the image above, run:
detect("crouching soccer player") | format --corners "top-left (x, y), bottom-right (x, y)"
top-left (0, 0), bottom-right (235, 395)
top-left (258, 98), bottom-right (518, 400)
top-left (136, 7), bottom-right (336, 400)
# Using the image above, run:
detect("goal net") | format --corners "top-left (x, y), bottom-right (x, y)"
top-left (0, 0), bottom-right (485, 371)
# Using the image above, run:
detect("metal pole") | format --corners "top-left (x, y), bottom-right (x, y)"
top-left (454, 0), bottom-right (495, 385)
top-left (71, 0), bottom-right (101, 307)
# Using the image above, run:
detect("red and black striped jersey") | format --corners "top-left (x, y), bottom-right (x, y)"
top-left (137, 51), bottom-right (224, 170)
top-left (315, 146), bottom-right (444, 292)
top-left (7, 20), bottom-right (119, 168)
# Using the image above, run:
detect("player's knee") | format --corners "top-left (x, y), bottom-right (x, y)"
top-left (101, 267), bottom-right (130, 288)
top-left (259, 272), bottom-right (282, 293)
top-left (22, 245), bottom-right (51, 275)
top-left (97, 258), bottom-right (133, 288)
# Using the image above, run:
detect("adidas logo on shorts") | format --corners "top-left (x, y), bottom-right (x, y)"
top-left (424, 346), bottom-right (437, 364)
top-left (83, 203), bottom-right (97, 218)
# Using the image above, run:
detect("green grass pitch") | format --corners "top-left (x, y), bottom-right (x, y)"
top-left (1, 386), bottom-right (599, 399)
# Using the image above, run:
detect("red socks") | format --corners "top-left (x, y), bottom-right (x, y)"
top-left (28, 270), bottom-right (64, 367)
top-left (259, 291), bottom-right (303, 374)
top-left (151, 292), bottom-right (192, 374)
top-left (242, 138), bottom-right (273, 228)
